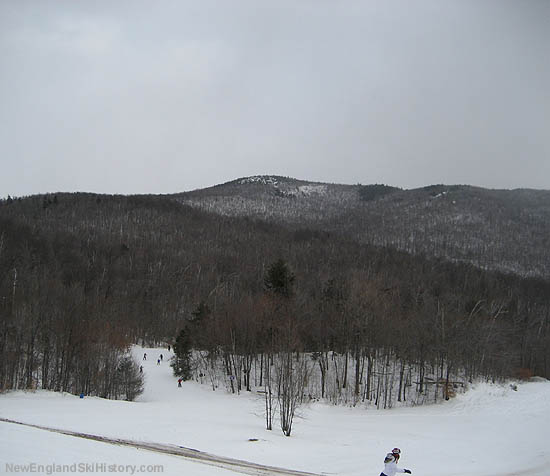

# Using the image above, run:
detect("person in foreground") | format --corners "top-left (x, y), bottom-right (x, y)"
top-left (379, 448), bottom-right (412, 476)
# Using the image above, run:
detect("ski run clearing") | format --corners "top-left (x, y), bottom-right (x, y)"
top-left (1, 346), bottom-right (549, 476)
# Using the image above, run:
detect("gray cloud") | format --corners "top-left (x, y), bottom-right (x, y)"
top-left (1, 0), bottom-right (549, 196)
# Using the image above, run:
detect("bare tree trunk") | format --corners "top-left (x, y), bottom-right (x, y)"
top-left (342, 351), bottom-right (348, 389)
top-left (276, 351), bottom-right (310, 437)
top-left (354, 347), bottom-right (361, 403)
top-left (397, 360), bottom-right (405, 402)
top-left (318, 351), bottom-right (328, 399)
top-left (264, 353), bottom-right (273, 431)
top-left (365, 351), bottom-right (373, 402)
top-left (259, 353), bottom-right (263, 387)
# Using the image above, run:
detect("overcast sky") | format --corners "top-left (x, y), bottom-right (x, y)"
top-left (1, 0), bottom-right (549, 196)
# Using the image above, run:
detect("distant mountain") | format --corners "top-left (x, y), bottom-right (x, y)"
top-left (175, 175), bottom-right (550, 279)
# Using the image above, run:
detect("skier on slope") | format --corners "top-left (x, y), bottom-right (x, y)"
top-left (379, 448), bottom-right (412, 476)
top-left (391, 448), bottom-right (403, 464)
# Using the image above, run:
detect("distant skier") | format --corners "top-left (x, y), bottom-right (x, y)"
top-left (380, 450), bottom-right (411, 476)
top-left (157, 358), bottom-right (161, 365)
top-left (143, 353), bottom-right (147, 361)
top-left (168, 345), bottom-right (171, 352)
top-left (139, 366), bottom-right (143, 373)
top-left (160, 354), bottom-right (163, 361)
top-left (178, 378), bottom-right (182, 387)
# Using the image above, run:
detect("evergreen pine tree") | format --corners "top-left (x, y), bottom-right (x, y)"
top-left (171, 328), bottom-right (193, 380)
top-left (264, 259), bottom-right (295, 298)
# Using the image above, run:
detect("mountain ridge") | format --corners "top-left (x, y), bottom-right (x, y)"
top-left (4, 175), bottom-right (549, 279)
top-left (174, 175), bottom-right (550, 279)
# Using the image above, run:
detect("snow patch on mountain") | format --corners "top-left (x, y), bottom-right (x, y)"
top-left (297, 185), bottom-right (327, 196)
top-left (239, 176), bottom-right (279, 186)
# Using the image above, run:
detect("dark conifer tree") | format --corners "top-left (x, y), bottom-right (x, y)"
top-left (264, 259), bottom-right (295, 298)
top-left (171, 328), bottom-right (193, 380)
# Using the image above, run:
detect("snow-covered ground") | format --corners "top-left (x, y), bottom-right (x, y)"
top-left (1, 346), bottom-right (549, 476)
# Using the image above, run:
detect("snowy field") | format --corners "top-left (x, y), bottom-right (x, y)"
top-left (1, 346), bottom-right (549, 476)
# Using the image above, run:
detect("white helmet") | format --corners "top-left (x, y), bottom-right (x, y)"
top-left (384, 453), bottom-right (395, 463)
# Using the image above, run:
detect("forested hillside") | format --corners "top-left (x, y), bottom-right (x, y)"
top-left (177, 176), bottom-right (550, 278)
top-left (0, 191), bottom-right (549, 405)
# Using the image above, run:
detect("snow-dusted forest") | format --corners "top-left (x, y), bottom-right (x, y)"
top-left (1, 188), bottom-right (549, 407)
top-left (178, 176), bottom-right (550, 279)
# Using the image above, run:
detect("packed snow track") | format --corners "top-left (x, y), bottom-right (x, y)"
top-left (0, 417), bottom-right (326, 476)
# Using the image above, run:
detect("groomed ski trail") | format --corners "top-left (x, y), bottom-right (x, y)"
top-left (0, 417), bottom-right (328, 476)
